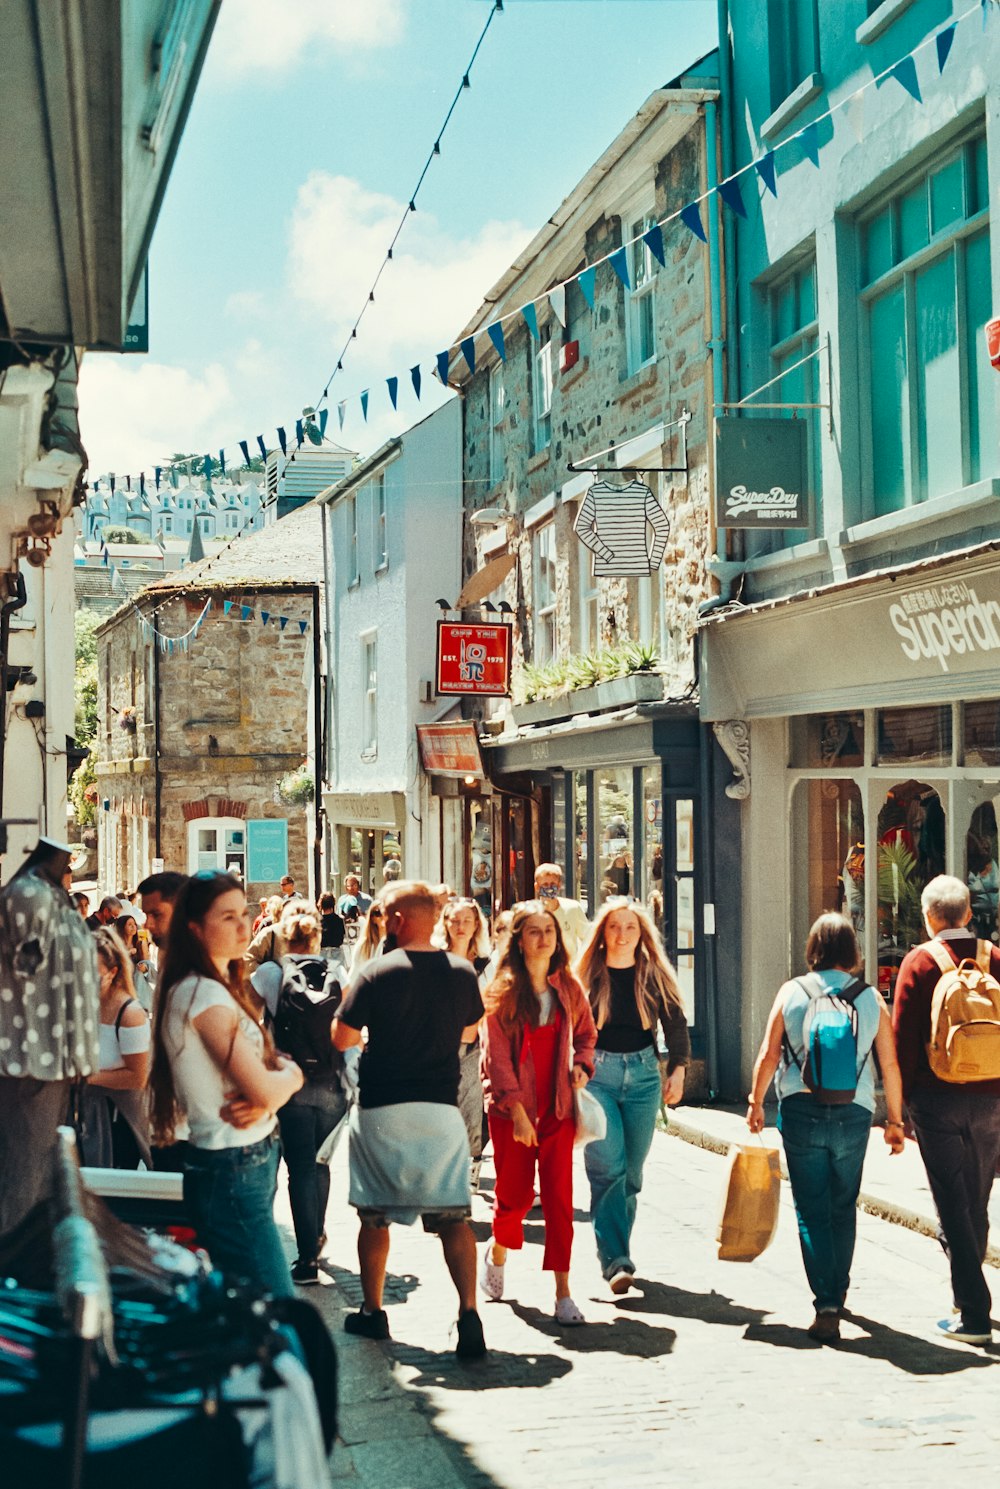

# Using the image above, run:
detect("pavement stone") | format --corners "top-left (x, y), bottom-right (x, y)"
top-left (275, 1109), bottom-right (1000, 1489)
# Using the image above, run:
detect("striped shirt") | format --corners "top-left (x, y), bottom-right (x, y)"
top-left (574, 480), bottom-right (670, 577)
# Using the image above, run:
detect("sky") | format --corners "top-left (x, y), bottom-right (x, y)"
top-left (78, 0), bottom-right (718, 479)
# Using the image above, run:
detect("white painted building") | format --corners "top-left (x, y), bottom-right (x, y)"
top-left (320, 401), bottom-right (464, 894)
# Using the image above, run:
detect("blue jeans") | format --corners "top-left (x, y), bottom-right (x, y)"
top-left (584, 1046), bottom-right (662, 1278)
top-left (183, 1134), bottom-right (292, 1298)
top-left (279, 1082), bottom-right (346, 1262)
top-left (778, 1096), bottom-right (872, 1313)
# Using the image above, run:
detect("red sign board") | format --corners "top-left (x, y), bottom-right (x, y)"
top-left (435, 621), bottom-right (512, 697)
top-left (416, 722), bottom-right (484, 778)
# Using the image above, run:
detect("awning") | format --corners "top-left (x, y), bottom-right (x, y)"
top-left (322, 791), bottom-right (406, 830)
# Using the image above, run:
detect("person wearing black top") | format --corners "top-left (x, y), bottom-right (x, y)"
top-left (575, 900), bottom-right (690, 1295)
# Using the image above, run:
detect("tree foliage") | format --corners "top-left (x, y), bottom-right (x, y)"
top-left (101, 524), bottom-right (142, 545)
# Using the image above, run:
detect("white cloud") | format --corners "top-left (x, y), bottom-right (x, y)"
top-left (287, 171), bottom-right (533, 365)
top-left (77, 359), bottom-right (237, 477)
top-left (208, 0), bottom-right (406, 78)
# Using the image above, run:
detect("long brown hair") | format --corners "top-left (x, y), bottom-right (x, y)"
top-left (483, 900), bottom-right (569, 1032)
top-left (149, 870), bottom-right (276, 1144)
top-left (434, 897), bottom-right (491, 961)
top-left (575, 899), bottom-right (684, 1030)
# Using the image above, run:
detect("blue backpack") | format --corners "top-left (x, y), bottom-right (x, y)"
top-left (786, 974), bottom-right (870, 1105)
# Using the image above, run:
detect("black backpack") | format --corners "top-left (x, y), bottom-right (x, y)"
top-left (272, 955), bottom-right (343, 1081)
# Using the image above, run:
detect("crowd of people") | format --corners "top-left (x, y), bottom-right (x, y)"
top-left (59, 859), bottom-right (1000, 1360)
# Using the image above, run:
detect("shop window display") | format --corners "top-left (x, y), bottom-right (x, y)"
top-left (966, 798), bottom-right (999, 943)
top-left (964, 700), bottom-right (1000, 767)
top-left (877, 704), bottom-right (951, 766)
top-left (790, 711), bottom-right (864, 769)
top-left (573, 772), bottom-right (590, 913)
top-left (642, 766), bottom-right (664, 931)
top-left (798, 779), bottom-right (866, 937)
top-left (597, 768), bottom-right (634, 906)
top-left (876, 781), bottom-right (945, 997)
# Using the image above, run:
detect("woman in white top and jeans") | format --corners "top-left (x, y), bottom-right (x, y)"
top-left (78, 927), bottom-right (151, 1168)
top-left (150, 871), bottom-right (303, 1298)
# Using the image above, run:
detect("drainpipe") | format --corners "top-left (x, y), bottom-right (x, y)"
top-left (311, 583), bottom-right (323, 896)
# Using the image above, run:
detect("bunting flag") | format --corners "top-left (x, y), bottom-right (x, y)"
top-left (224, 601), bottom-right (234, 615)
top-left (239, 441), bottom-right (250, 468)
top-left (879, 54), bottom-right (922, 103)
top-left (277, 427), bottom-right (287, 456)
top-left (387, 376), bottom-right (398, 409)
top-left (755, 151), bottom-right (778, 198)
top-left (139, 473), bottom-right (146, 496)
top-left (487, 322), bottom-right (506, 361)
top-left (642, 224), bottom-right (665, 267)
top-left (680, 202), bottom-right (707, 243)
top-left (295, 419), bottom-right (304, 447)
top-left (936, 23), bottom-right (956, 69)
top-left (338, 402), bottom-right (346, 430)
top-left (279, 616), bottom-right (289, 631)
top-left (256, 436), bottom-right (268, 461)
top-left (436, 350), bottom-right (450, 385)
top-left (219, 450), bottom-right (226, 474)
top-left (578, 264), bottom-right (596, 309)
top-left (360, 390), bottom-right (369, 421)
top-left (240, 605), bottom-right (252, 621)
top-left (319, 409), bottom-right (329, 436)
top-left (202, 456), bottom-right (212, 482)
top-left (717, 177), bottom-right (747, 218)
top-left (298, 621), bottom-right (308, 635)
top-left (844, 89), bottom-right (865, 144)
top-left (548, 285), bottom-right (567, 327)
top-left (461, 336), bottom-right (477, 375)
top-left (154, 467), bottom-right (162, 490)
top-left (261, 611), bottom-right (270, 626)
top-left (522, 302), bottom-right (540, 340)
top-left (608, 246), bottom-right (631, 289)
top-left (799, 121), bottom-right (820, 168)
top-left (410, 365), bottom-right (422, 399)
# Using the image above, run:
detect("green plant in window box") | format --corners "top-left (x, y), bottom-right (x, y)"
top-left (621, 640), bottom-right (659, 674)
top-left (278, 765), bottom-right (315, 805)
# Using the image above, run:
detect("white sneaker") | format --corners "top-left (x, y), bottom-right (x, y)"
top-left (480, 1246), bottom-right (504, 1301)
top-left (936, 1316), bottom-right (991, 1345)
top-left (554, 1296), bottom-right (586, 1325)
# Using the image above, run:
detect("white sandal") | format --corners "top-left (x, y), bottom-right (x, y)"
top-left (479, 1246), bottom-right (505, 1301)
top-left (554, 1296), bottom-right (586, 1325)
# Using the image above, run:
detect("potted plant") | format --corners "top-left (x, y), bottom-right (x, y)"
top-left (278, 764), bottom-right (315, 806)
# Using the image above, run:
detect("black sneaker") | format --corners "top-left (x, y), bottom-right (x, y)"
top-left (455, 1308), bottom-right (487, 1361)
top-left (291, 1258), bottom-right (319, 1286)
top-left (344, 1308), bottom-right (390, 1340)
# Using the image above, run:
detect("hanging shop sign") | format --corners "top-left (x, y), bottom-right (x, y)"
top-left (416, 721), bottom-right (485, 779)
top-left (436, 621), bottom-right (512, 697)
top-left (574, 479), bottom-right (671, 576)
top-left (714, 417), bottom-right (808, 529)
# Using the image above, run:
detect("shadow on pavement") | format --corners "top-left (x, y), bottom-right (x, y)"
top-left (507, 1300), bottom-right (676, 1357)
top-left (741, 1312), bottom-right (998, 1374)
top-left (321, 1261), bottom-right (421, 1308)
top-left (617, 1278), bottom-right (769, 1328)
top-left (390, 1339), bottom-right (574, 1390)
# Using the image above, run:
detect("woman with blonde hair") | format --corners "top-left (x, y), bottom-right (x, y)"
top-left (480, 901), bottom-right (596, 1323)
top-left (150, 871), bottom-right (303, 1297)
top-left (78, 927), bottom-right (152, 1168)
top-left (575, 899), bottom-right (690, 1294)
top-left (348, 899), bottom-right (387, 979)
top-left (435, 898), bottom-right (492, 1188)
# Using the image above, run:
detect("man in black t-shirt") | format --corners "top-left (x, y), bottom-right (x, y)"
top-left (333, 881), bottom-right (486, 1360)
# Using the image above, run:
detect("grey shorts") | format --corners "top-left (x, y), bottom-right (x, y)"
top-left (356, 1206), bottom-right (471, 1233)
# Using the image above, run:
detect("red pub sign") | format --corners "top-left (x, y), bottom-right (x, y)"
top-left (435, 621), bottom-right (512, 696)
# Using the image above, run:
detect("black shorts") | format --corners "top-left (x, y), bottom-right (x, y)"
top-left (356, 1206), bottom-right (471, 1233)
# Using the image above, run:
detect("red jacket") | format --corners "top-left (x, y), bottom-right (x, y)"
top-left (892, 934), bottom-right (1000, 1101)
top-left (480, 969), bottom-right (597, 1124)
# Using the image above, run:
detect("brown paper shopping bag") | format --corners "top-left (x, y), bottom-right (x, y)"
top-left (716, 1143), bottom-right (781, 1262)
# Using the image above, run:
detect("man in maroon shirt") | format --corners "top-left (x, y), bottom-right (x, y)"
top-left (892, 874), bottom-right (1000, 1345)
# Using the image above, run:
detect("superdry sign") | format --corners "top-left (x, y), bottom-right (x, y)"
top-left (890, 580), bottom-right (1000, 673)
top-left (715, 417), bottom-right (808, 529)
top-left (436, 621), bottom-right (512, 696)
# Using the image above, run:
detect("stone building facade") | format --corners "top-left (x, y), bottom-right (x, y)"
top-left (94, 505), bottom-right (322, 898)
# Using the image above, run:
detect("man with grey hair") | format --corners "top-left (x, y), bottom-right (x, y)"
top-left (893, 873), bottom-right (1000, 1345)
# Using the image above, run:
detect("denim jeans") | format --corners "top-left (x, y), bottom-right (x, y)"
top-left (908, 1086), bottom-right (1000, 1334)
top-left (778, 1095), bottom-right (872, 1313)
top-left (583, 1046), bottom-right (662, 1278)
top-left (278, 1082), bottom-right (346, 1262)
top-left (183, 1134), bottom-right (292, 1298)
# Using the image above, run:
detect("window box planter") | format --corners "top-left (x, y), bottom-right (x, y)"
top-left (511, 671), bottom-right (664, 727)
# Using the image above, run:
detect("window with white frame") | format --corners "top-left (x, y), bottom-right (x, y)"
top-left (347, 495), bottom-right (360, 585)
top-left (489, 363), bottom-right (506, 486)
top-left (625, 213), bottom-right (658, 375)
top-left (578, 543), bottom-right (600, 653)
top-left (532, 520), bottom-right (557, 663)
top-left (532, 327), bottom-right (553, 453)
top-left (372, 471), bottom-right (387, 571)
top-left (361, 632), bottom-right (378, 755)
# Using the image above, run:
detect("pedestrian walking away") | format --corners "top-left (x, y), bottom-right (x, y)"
top-left (892, 874), bottom-right (1000, 1346)
top-left (249, 908), bottom-right (348, 1286)
top-left (748, 912), bottom-right (905, 1343)
top-left (150, 871), bottom-right (304, 1298)
top-left (332, 880), bottom-right (488, 1360)
top-left (575, 899), bottom-right (690, 1294)
top-left (480, 900), bottom-right (597, 1324)
top-left (435, 896), bottom-right (492, 1190)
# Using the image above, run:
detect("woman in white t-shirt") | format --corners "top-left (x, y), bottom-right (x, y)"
top-left (149, 871), bottom-right (303, 1297)
top-left (78, 927), bottom-right (152, 1168)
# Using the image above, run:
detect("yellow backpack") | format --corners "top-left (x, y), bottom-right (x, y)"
top-left (925, 940), bottom-right (1000, 1083)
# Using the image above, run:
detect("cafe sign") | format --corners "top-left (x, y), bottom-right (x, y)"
top-left (714, 417), bottom-right (808, 529)
top-left (436, 621), bottom-right (512, 697)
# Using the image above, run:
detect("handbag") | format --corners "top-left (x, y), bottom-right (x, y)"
top-left (573, 1085), bottom-right (606, 1148)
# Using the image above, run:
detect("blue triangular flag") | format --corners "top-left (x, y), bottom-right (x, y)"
top-left (608, 246), bottom-right (631, 290)
top-left (261, 611), bottom-right (270, 626)
top-left (387, 376), bottom-right (398, 410)
top-left (642, 224), bottom-right (665, 266)
top-left (893, 54), bottom-right (922, 102)
top-left (522, 302), bottom-right (539, 340)
top-left (298, 620), bottom-right (308, 635)
top-left (487, 322), bottom-right (506, 361)
top-left (936, 25), bottom-right (955, 70)
top-left (755, 151), bottom-right (778, 197)
top-left (224, 601), bottom-right (234, 615)
top-left (279, 616), bottom-right (289, 631)
top-left (139, 472), bottom-right (146, 495)
top-left (256, 435), bottom-right (267, 461)
top-left (219, 449), bottom-right (226, 473)
top-left (241, 605), bottom-right (252, 621)
top-left (154, 466), bottom-right (162, 489)
top-left (360, 390), bottom-right (369, 422)
top-left (718, 177), bottom-right (747, 218)
top-left (411, 365), bottom-right (422, 399)
top-left (319, 408), bottom-right (328, 436)
top-left (578, 265), bottom-right (596, 309)
top-left (461, 336), bottom-right (476, 375)
top-left (295, 419), bottom-right (304, 447)
top-left (277, 427), bottom-right (287, 455)
top-left (239, 441), bottom-right (250, 467)
top-left (799, 121), bottom-right (820, 168)
top-left (202, 456), bottom-right (212, 481)
top-left (436, 350), bottom-right (450, 385)
top-left (680, 202), bottom-right (707, 243)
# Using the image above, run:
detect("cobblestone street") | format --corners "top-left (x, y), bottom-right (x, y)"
top-left (281, 1124), bottom-right (1000, 1489)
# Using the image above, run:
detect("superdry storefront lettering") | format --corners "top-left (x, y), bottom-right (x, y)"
top-left (890, 582), bottom-right (1000, 672)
